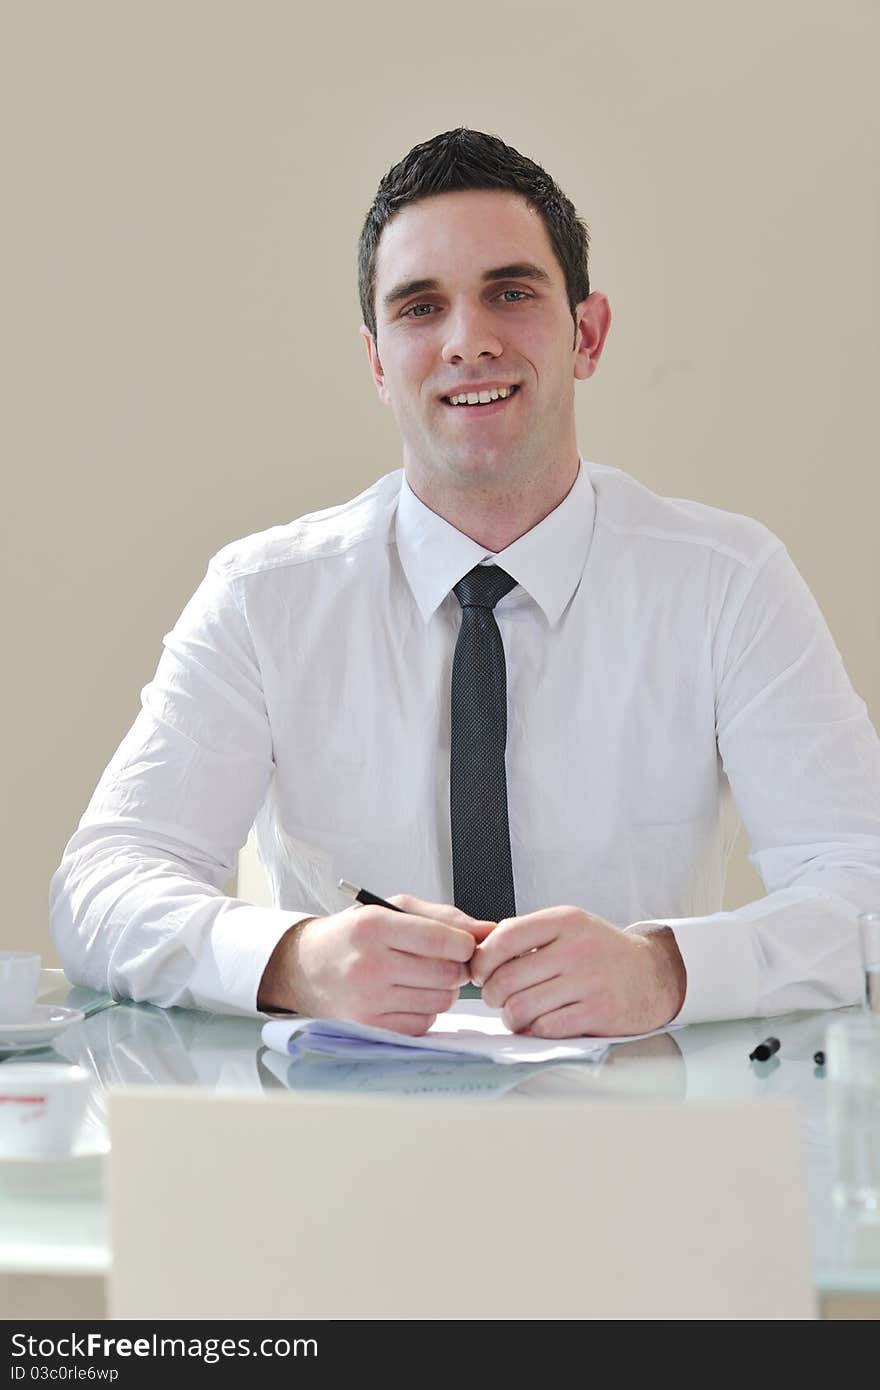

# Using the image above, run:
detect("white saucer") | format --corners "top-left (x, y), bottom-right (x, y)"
top-left (0, 1125), bottom-right (110, 1194)
top-left (0, 1005), bottom-right (85, 1050)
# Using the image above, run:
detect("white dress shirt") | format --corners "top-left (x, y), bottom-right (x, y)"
top-left (50, 458), bottom-right (880, 1022)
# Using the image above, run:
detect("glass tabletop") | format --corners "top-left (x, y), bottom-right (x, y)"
top-left (1, 970), bottom-right (878, 1296)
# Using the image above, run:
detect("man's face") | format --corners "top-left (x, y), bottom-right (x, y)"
top-left (361, 188), bottom-right (609, 496)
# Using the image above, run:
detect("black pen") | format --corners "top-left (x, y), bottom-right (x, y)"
top-left (749, 1036), bottom-right (780, 1062)
top-left (338, 879), bottom-right (403, 913)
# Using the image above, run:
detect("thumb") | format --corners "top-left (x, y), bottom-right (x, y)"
top-left (468, 918), bottom-right (497, 943)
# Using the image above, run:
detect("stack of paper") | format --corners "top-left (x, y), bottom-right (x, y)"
top-left (261, 999), bottom-right (673, 1066)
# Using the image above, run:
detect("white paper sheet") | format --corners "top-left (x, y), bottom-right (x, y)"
top-left (261, 999), bottom-right (676, 1065)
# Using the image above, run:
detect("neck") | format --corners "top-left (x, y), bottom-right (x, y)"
top-left (404, 450), bottom-right (580, 553)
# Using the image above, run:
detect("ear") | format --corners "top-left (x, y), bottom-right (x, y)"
top-left (360, 325), bottom-right (391, 405)
top-left (573, 292), bottom-right (612, 382)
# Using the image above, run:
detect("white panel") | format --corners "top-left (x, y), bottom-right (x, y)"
top-left (108, 1089), bottom-right (816, 1320)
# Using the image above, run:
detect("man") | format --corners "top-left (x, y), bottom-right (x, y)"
top-left (51, 128), bottom-right (880, 1036)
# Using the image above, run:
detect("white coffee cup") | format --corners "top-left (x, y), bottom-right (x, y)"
top-left (0, 1064), bottom-right (92, 1157)
top-left (0, 952), bottom-right (41, 1023)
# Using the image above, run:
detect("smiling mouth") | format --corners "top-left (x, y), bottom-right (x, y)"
top-left (440, 385), bottom-right (520, 408)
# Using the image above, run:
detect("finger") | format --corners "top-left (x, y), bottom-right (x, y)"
top-left (528, 1002), bottom-right (600, 1039)
top-left (388, 952), bottom-right (470, 990)
top-left (356, 908), bottom-right (476, 963)
top-left (480, 945), bottom-right (560, 1009)
top-left (470, 912), bottom-right (562, 986)
top-left (372, 1012), bottom-right (438, 1036)
top-left (388, 894), bottom-right (496, 939)
top-left (499, 977), bottom-right (581, 1035)
top-left (386, 985), bottom-right (460, 1015)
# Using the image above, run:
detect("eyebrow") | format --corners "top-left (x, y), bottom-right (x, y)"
top-left (382, 262), bottom-right (553, 312)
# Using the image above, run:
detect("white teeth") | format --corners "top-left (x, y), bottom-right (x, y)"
top-left (447, 386), bottom-right (516, 406)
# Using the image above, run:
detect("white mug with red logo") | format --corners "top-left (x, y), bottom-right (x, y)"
top-left (0, 1064), bottom-right (91, 1156)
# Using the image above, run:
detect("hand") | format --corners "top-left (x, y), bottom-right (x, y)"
top-left (469, 906), bottom-right (686, 1037)
top-left (258, 894), bottom-right (495, 1035)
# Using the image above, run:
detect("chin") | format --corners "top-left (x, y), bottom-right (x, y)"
top-left (442, 440), bottom-right (516, 475)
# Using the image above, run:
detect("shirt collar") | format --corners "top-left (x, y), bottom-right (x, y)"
top-left (395, 455), bottom-right (596, 625)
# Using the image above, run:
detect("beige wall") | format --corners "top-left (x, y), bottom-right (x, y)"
top-left (3, 1), bottom-right (878, 960)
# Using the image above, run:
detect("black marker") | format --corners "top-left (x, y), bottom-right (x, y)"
top-left (749, 1036), bottom-right (780, 1062)
top-left (338, 879), bottom-right (403, 913)
top-left (813, 1050), bottom-right (825, 1066)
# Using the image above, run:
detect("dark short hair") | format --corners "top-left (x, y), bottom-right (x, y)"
top-left (358, 127), bottom-right (590, 342)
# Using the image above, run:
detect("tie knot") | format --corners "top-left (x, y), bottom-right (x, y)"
top-left (453, 564), bottom-right (517, 611)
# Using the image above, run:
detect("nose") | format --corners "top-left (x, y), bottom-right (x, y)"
top-left (441, 301), bottom-right (503, 365)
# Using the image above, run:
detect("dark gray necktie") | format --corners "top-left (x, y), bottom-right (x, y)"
top-left (450, 564), bottom-right (518, 923)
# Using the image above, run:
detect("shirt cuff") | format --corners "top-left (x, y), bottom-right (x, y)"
top-left (624, 915), bottom-right (761, 1026)
top-left (188, 903), bottom-right (316, 1017)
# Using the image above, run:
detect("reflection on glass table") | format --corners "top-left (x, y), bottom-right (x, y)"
top-left (1, 971), bottom-right (878, 1305)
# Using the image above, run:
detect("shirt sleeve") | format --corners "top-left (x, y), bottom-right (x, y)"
top-left (626, 541), bottom-right (880, 1025)
top-left (49, 556), bottom-right (309, 1016)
